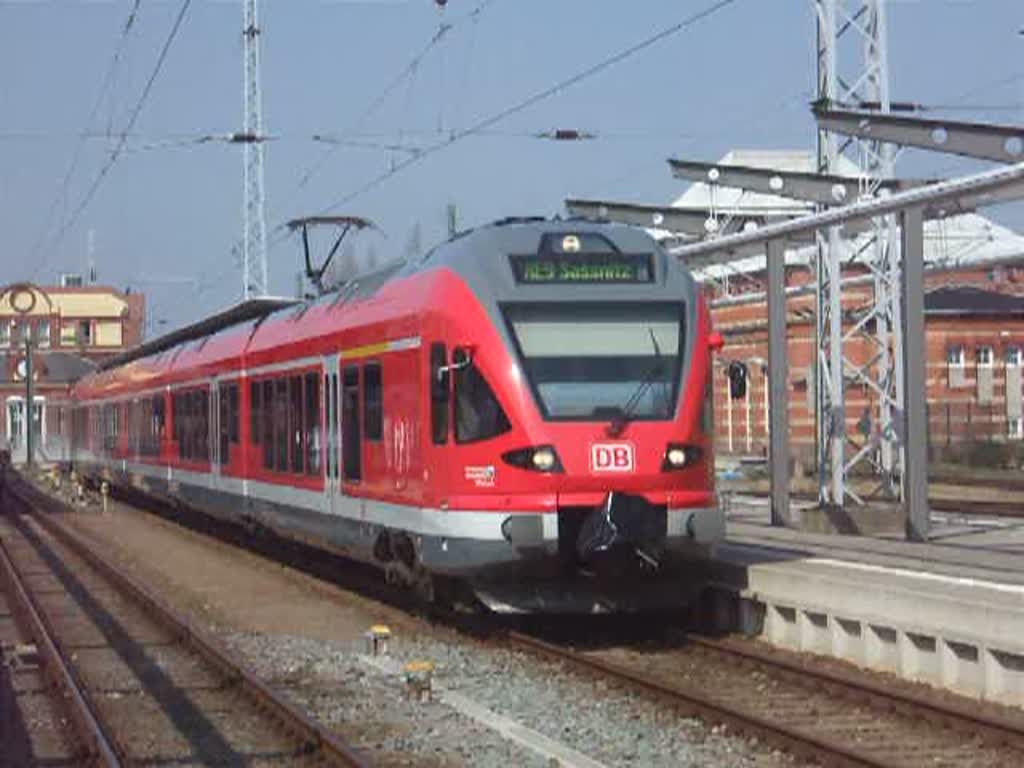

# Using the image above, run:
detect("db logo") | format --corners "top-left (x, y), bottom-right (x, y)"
top-left (590, 443), bottom-right (635, 473)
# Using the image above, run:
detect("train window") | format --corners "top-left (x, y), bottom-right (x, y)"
top-left (342, 365), bottom-right (361, 481)
top-left (227, 384), bottom-right (239, 444)
top-left (262, 380), bottom-right (274, 469)
top-left (153, 395), bottom-right (165, 454)
top-left (219, 388), bottom-right (228, 465)
top-left (173, 392), bottom-right (185, 459)
top-left (364, 361), bottom-right (383, 441)
top-left (305, 372), bottom-right (321, 475)
top-left (218, 383), bottom-right (238, 466)
top-left (454, 359), bottom-right (511, 443)
top-left (201, 389), bottom-right (211, 461)
top-left (250, 381), bottom-right (261, 445)
top-left (504, 302), bottom-right (683, 421)
top-left (274, 378), bottom-right (288, 472)
top-left (430, 342), bottom-right (449, 445)
top-left (289, 375), bottom-right (304, 474)
top-left (181, 388), bottom-right (210, 463)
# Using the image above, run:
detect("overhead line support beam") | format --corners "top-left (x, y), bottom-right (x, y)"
top-left (670, 161), bottom-right (1024, 260)
top-left (814, 106), bottom-right (1024, 163)
top-left (565, 198), bottom-right (785, 238)
top-left (668, 158), bottom-right (927, 206)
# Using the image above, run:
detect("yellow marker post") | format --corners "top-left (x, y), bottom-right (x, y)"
top-left (365, 624), bottom-right (392, 656)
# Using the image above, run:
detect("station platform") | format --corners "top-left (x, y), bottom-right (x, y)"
top-left (705, 496), bottom-right (1024, 707)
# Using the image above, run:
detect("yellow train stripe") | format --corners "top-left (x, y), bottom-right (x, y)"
top-left (340, 335), bottom-right (421, 360)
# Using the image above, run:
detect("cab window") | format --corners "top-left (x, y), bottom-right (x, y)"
top-left (455, 359), bottom-right (510, 443)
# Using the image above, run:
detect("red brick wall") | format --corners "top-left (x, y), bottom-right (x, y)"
top-left (708, 262), bottom-right (1024, 459)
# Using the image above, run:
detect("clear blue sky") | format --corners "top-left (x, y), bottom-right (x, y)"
top-left (1, 0), bottom-right (1021, 335)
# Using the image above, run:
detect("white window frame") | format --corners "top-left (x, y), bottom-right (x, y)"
top-left (947, 345), bottom-right (965, 366)
top-left (1010, 418), bottom-right (1023, 440)
top-left (976, 345), bottom-right (994, 366)
top-left (1006, 346), bottom-right (1022, 367)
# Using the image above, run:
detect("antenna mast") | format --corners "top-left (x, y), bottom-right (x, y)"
top-left (242, 0), bottom-right (268, 298)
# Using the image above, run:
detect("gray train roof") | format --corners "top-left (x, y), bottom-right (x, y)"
top-left (401, 216), bottom-right (700, 306)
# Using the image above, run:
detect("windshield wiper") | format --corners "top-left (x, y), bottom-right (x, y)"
top-left (605, 328), bottom-right (664, 437)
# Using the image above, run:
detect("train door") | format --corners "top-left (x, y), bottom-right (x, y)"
top-left (428, 341), bottom-right (452, 492)
top-left (324, 356), bottom-right (342, 516)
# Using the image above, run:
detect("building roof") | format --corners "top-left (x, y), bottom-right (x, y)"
top-left (925, 285), bottom-right (1024, 316)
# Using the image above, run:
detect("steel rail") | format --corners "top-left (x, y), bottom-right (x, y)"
top-left (687, 634), bottom-right (1024, 751)
top-left (506, 630), bottom-right (893, 768)
top-left (507, 628), bottom-right (1024, 767)
top-left (0, 525), bottom-right (123, 766)
top-left (10, 477), bottom-right (369, 768)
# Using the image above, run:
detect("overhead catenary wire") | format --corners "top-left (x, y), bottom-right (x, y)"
top-left (213, 1), bottom-right (500, 303)
top-left (26, 0), bottom-right (146, 273)
top-left (310, 0), bottom-right (742, 218)
top-left (294, 20), bottom-right (456, 191)
top-left (186, 0), bottom-right (741, 321)
top-left (31, 0), bottom-right (194, 282)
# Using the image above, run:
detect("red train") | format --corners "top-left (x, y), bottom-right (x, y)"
top-left (65, 218), bottom-right (725, 612)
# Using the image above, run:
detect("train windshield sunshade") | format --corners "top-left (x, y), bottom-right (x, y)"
top-left (503, 302), bottom-right (684, 421)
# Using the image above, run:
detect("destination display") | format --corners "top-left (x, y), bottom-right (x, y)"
top-left (510, 253), bottom-right (654, 284)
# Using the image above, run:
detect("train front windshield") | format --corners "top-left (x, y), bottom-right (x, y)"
top-left (504, 303), bottom-right (684, 421)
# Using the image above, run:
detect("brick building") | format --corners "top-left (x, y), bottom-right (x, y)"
top-left (710, 266), bottom-right (1024, 464)
top-left (0, 278), bottom-right (145, 462)
top-left (665, 150), bottom-right (1024, 463)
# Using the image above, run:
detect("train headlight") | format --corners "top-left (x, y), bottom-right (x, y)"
top-left (501, 444), bottom-right (564, 473)
top-left (667, 448), bottom-right (688, 467)
top-left (662, 443), bottom-right (702, 471)
top-left (531, 447), bottom-right (556, 471)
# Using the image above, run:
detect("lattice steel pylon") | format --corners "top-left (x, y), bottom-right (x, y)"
top-left (814, 0), bottom-right (900, 506)
top-left (242, 0), bottom-right (268, 299)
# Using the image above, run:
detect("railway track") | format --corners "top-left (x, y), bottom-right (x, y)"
top-left (13, 469), bottom-right (1024, 767)
top-left (1, 476), bottom-right (368, 767)
top-left (506, 629), bottom-right (1024, 768)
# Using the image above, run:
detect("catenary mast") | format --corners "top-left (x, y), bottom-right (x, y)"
top-left (242, 0), bottom-right (269, 299)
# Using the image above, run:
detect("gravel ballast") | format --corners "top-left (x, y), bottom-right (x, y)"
top-left (228, 630), bottom-right (787, 767)
top-left (31, 480), bottom-right (790, 766)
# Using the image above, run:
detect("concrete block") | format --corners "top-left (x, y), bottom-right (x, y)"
top-left (900, 632), bottom-right (940, 685)
top-left (766, 603), bottom-right (799, 648)
top-left (985, 648), bottom-right (1024, 707)
top-left (798, 610), bottom-right (830, 655)
top-left (942, 639), bottom-right (982, 699)
top-left (831, 617), bottom-right (864, 664)
top-left (865, 624), bottom-right (899, 673)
